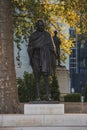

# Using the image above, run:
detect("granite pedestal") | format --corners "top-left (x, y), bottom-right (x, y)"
top-left (0, 103), bottom-right (87, 130)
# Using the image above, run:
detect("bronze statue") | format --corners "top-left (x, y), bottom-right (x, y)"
top-left (28, 20), bottom-right (56, 101)
top-left (53, 31), bottom-right (61, 66)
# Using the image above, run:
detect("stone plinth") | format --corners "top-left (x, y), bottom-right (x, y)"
top-left (24, 104), bottom-right (64, 115)
top-left (0, 104), bottom-right (87, 130)
top-left (56, 67), bottom-right (70, 96)
top-left (0, 114), bottom-right (87, 128)
top-left (0, 127), bottom-right (87, 130)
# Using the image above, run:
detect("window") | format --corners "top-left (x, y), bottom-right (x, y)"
top-left (80, 58), bottom-right (86, 67)
top-left (69, 28), bottom-right (76, 38)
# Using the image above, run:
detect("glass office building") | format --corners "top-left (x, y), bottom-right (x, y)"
top-left (69, 28), bottom-right (87, 93)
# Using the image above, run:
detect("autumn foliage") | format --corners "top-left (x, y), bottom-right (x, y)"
top-left (11, 0), bottom-right (87, 59)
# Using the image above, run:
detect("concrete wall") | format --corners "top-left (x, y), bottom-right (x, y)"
top-left (14, 42), bottom-right (32, 78)
top-left (64, 102), bottom-right (87, 113)
top-left (0, 114), bottom-right (87, 129)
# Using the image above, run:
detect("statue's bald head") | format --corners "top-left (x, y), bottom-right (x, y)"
top-left (54, 30), bottom-right (58, 35)
top-left (36, 20), bottom-right (44, 32)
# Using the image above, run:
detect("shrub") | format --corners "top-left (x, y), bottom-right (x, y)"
top-left (50, 74), bottom-right (60, 101)
top-left (17, 72), bottom-right (36, 102)
top-left (64, 93), bottom-right (81, 102)
top-left (17, 72), bottom-right (60, 102)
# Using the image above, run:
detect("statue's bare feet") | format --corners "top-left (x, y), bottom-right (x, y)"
top-left (46, 95), bottom-right (52, 101)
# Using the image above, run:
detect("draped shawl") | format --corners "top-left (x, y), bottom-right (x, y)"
top-left (28, 30), bottom-right (56, 75)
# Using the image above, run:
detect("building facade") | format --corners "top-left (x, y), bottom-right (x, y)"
top-left (14, 42), bottom-right (32, 78)
top-left (69, 28), bottom-right (87, 93)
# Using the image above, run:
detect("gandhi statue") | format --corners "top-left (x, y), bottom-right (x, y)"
top-left (28, 20), bottom-right (56, 101)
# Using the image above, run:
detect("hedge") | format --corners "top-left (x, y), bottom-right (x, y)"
top-left (64, 93), bottom-right (81, 102)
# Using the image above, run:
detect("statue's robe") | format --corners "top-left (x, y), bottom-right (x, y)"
top-left (53, 35), bottom-right (61, 65)
top-left (28, 30), bottom-right (56, 75)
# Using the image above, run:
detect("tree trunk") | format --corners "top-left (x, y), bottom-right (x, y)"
top-left (0, 0), bottom-right (21, 113)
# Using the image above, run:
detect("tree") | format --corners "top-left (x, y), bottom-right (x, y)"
top-left (0, 0), bottom-right (21, 113)
top-left (0, 0), bottom-right (87, 113)
top-left (11, 0), bottom-right (87, 61)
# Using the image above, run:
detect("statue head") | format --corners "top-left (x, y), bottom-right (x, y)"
top-left (54, 30), bottom-right (58, 35)
top-left (36, 20), bottom-right (44, 32)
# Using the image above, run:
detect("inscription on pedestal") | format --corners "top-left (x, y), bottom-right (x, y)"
top-left (24, 104), bottom-right (64, 115)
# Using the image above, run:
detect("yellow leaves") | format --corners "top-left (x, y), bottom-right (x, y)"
top-left (25, 22), bottom-right (30, 28)
top-left (11, 0), bottom-right (26, 7)
top-left (16, 26), bottom-right (22, 37)
top-left (22, 7), bottom-right (26, 11)
top-left (12, 0), bottom-right (87, 58)
top-left (60, 5), bottom-right (65, 10)
top-left (19, 31), bottom-right (22, 36)
top-left (48, 5), bottom-right (52, 10)
top-left (76, 27), bottom-right (81, 34)
top-left (60, 34), bottom-right (74, 54)
top-left (18, 2), bottom-right (23, 7)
